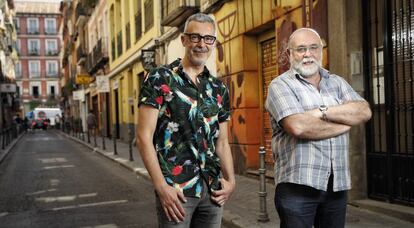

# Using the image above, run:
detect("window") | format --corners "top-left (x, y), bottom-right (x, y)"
top-left (45, 40), bottom-right (58, 55)
top-left (13, 18), bottom-right (20, 33)
top-left (16, 39), bottom-right (21, 54)
top-left (45, 18), bottom-right (56, 34)
top-left (29, 61), bottom-right (40, 77)
top-left (28, 39), bottom-right (40, 55)
top-left (32, 86), bottom-right (39, 98)
top-left (46, 61), bottom-right (58, 76)
top-left (15, 62), bottom-right (22, 78)
top-left (144, 0), bottom-right (153, 31)
top-left (50, 86), bottom-right (55, 95)
top-left (27, 18), bottom-right (39, 34)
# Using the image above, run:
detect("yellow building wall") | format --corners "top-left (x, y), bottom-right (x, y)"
top-left (107, 0), bottom-right (161, 131)
top-left (215, 0), bottom-right (329, 172)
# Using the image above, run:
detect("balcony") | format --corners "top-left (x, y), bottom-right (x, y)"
top-left (144, 0), bottom-right (154, 31)
top-left (87, 38), bottom-right (109, 75)
top-left (77, 46), bottom-right (86, 65)
top-left (45, 28), bottom-right (57, 35)
top-left (46, 71), bottom-right (59, 77)
top-left (28, 49), bottom-right (40, 56)
top-left (28, 28), bottom-right (39, 34)
top-left (46, 49), bottom-right (59, 56)
top-left (161, 0), bottom-right (199, 27)
top-left (75, 3), bottom-right (87, 27)
top-left (30, 71), bottom-right (41, 78)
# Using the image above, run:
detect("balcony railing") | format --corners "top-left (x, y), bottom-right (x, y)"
top-left (46, 71), bottom-right (59, 77)
top-left (135, 11), bottom-right (142, 41)
top-left (46, 50), bottom-right (59, 56)
top-left (30, 72), bottom-right (40, 78)
top-left (75, 3), bottom-right (87, 27)
top-left (77, 46), bottom-right (86, 64)
top-left (161, 0), bottom-right (199, 27)
top-left (126, 22), bottom-right (131, 50)
top-left (28, 28), bottom-right (39, 34)
top-left (45, 28), bottom-right (57, 34)
top-left (116, 31), bottom-right (122, 57)
top-left (87, 38), bottom-right (109, 74)
top-left (28, 49), bottom-right (40, 56)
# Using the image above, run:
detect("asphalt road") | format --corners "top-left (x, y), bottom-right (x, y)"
top-left (0, 130), bottom-right (157, 228)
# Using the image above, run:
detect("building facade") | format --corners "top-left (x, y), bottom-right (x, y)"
top-left (14, 1), bottom-right (61, 115)
top-left (0, 0), bottom-right (19, 130)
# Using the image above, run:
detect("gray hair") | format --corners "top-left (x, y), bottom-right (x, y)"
top-left (183, 13), bottom-right (216, 33)
top-left (287, 28), bottom-right (323, 49)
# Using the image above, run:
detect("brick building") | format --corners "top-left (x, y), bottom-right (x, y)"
top-left (14, 1), bottom-right (62, 114)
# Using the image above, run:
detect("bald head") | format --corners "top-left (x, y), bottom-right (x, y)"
top-left (287, 28), bottom-right (323, 49)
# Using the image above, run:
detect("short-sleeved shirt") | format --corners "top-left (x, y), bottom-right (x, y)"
top-left (139, 59), bottom-right (231, 198)
top-left (265, 68), bottom-right (365, 192)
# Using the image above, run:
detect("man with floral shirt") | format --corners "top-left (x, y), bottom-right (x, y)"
top-left (137, 13), bottom-right (235, 227)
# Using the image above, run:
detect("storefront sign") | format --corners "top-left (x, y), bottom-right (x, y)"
top-left (96, 75), bottom-right (110, 93)
top-left (75, 74), bottom-right (92, 85)
top-left (73, 90), bottom-right (85, 101)
top-left (142, 49), bottom-right (156, 71)
top-left (0, 84), bottom-right (16, 93)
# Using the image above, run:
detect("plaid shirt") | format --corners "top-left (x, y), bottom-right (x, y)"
top-left (265, 68), bottom-right (365, 192)
top-left (139, 59), bottom-right (230, 198)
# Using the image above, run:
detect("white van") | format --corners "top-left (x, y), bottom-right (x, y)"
top-left (33, 108), bottom-right (62, 126)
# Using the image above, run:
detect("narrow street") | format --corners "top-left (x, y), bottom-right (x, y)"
top-left (0, 130), bottom-right (157, 228)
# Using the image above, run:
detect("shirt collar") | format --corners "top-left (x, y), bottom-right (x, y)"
top-left (290, 67), bottom-right (330, 81)
top-left (175, 60), bottom-right (211, 80)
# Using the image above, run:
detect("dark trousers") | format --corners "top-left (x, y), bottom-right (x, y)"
top-left (274, 175), bottom-right (347, 228)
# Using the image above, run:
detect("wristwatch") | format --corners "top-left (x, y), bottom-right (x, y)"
top-left (319, 105), bottom-right (328, 121)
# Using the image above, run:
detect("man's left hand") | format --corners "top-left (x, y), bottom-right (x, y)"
top-left (210, 178), bottom-right (235, 207)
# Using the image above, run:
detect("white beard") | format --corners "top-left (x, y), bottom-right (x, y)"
top-left (291, 57), bottom-right (322, 77)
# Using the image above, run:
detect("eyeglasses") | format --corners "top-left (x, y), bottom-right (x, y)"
top-left (290, 45), bottom-right (321, 54)
top-left (184, 33), bottom-right (216, 45)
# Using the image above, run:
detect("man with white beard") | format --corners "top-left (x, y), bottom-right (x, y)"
top-left (265, 28), bottom-right (372, 228)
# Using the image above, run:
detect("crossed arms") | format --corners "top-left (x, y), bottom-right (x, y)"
top-left (281, 101), bottom-right (372, 140)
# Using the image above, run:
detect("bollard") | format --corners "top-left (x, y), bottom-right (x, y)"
top-left (128, 126), bottom-right (134, 161)
top-left (81, 127), bottom-right (85, 141)
top-left (87, 128), bottom-right (91, 143)
top-left (93, 128), bottom-right (97, 147)
top-left (1, 129), bottom-right (4, 149)
top-left (113, 128), bottom-right (118, 155)
top-left (102, 127), bottom-right (106, 150)
top-left (258, 146), bottom-right (270, 222)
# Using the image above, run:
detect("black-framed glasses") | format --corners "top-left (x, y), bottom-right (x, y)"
top-left (290, 44), bottom-right (321, 54)
top-left (184, 33), bottom-right (216, 45)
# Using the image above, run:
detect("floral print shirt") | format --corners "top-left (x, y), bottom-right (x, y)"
top-left (139, 59), bottom-right (231, 198)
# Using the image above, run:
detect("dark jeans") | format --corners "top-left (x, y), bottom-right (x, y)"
top-left (274, 175), bottom-right (347, 228)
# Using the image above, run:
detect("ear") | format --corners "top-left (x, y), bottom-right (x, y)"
top-left (181, 35), bottom-right (185, 46)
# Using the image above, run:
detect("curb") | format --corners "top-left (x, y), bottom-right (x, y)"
top-left (0, 133), bottom-right (26, 164)
top-left (59, 132), bottom-right (151, 181)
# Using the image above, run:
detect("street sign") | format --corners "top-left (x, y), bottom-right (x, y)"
top-left (0, 83), bottom-right (16, 93)
top-left (75, 74), bottom-right (91, 85)
top-left (73, 90), bottom-right (85, 101)
top-left (142, 49), bottom-right (156, 71)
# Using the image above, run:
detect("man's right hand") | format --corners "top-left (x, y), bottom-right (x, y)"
top-left (156, 184), bottom-right (187, 223)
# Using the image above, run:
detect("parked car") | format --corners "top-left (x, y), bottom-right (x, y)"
top-left (31, 119), bottom-right (48, 130)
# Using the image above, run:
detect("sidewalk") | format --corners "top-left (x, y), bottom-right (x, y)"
top-left (60, 130), bottom-right (414, 228)
top-left (0, 132), bottom-right (25, 164)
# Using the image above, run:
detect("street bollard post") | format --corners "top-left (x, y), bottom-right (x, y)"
top-left (87, 128), bottom-right (91, 143)
top-left (102, 128), bottom-right (106, 150)
top-left (258, 146), bottom-right (270, 222)
top-left (1, 129), bottom-right (4, 149)
top-left (128, 126), bottom-right (134, 161)
top-left (113, 128), bottom-right (117, 155)
top-left (93, 128), bottom-right (97, 147)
